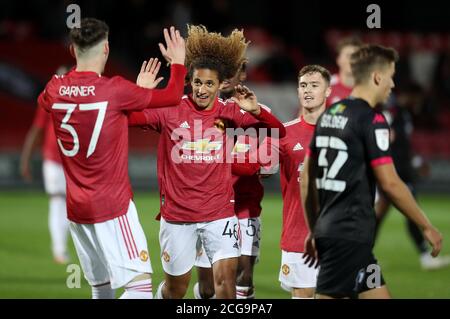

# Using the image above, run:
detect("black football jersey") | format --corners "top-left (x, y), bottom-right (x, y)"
top-left (309, 97), bottom-right (393, 244)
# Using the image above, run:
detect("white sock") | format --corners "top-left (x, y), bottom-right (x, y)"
top-left (92, 283), bottom-right (115, 299)
top-left (49, 196), bottom-right (69, 258)
top-left (236, 285), bottom-right (254, 299)
top-left (193, 282), bottom-right (216, 299)
top-left (120, 279), bottom-right (153, 299)
top-left (292, 296), bottom-right (314, 299)
top-left (155, 281), bottom-right (165, 299)
top-left (193, 282), bottom-right (202, 299)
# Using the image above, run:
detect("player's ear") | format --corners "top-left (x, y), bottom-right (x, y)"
top-left (325, 85), bottom-right (331, 98)
top-left (373, 71), bottom-right (381, 86)
top-left (69, 44), bottom-right (76, 58)
top-left (104, 41), bottom-right (109, 57)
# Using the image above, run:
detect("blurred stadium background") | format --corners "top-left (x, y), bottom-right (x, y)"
top-left (0, 0), bottom-right (449, 298)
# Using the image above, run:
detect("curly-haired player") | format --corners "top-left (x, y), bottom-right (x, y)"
top-left (129, 25), bottom-right (286, 299)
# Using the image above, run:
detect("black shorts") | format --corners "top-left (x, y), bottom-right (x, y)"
top-left (315, 237), bottom-right (385, 299)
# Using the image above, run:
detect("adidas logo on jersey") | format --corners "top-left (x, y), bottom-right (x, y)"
top-left (293, 143), bottom-right (303, 151)
top-left (179, 121), bottom-right (190, 129)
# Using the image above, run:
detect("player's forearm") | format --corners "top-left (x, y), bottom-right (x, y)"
top-left (20, 127), bottom-right (42, 162)
top-left (147, 64), bottom-right (187, 107)
top-left (301, 158), bottom-right (319, 232)
top-left (303, 182), bottom-right (319, 232)
top-left (381, 178), bottom-right (432, 230)
top-left (251, 108), bottom-right (286, 138)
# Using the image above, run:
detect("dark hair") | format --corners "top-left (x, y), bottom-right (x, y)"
top-left (336, 36), bottom-right (363, 54)
top-left (69, 18), bottom-right (109, 52)
top-left (186, 25), bottom-right (248, 82)
top-left (351, 44), bottom-right (399, 85)
top-left (298, 65), bottom-right (331, 84)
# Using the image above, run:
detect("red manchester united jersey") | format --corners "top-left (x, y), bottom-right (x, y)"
top-left (128, 95), bottom-right (285, 222)
top-left (327, 74), bottom-right (353, 107)
top-left (278, 117), bottom-right (316, 252)
top-left (38, 64), bottom-right (187, 224)
top-left (231, 133), bottom-right (264, 219)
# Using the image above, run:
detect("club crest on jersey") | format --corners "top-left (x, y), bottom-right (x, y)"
top-left (162, 251), bottom-right (170, 263)
top-left (181, 139), bottom-right (223, 154)
top-left (282, 264), bottom-right (290, 275)
top-left (375, 129), bottom-right (389, 151)
top-left (140, 250), bottom-right (149, 262)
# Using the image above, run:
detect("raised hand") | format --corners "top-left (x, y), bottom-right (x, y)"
top-left (231, 85), bottom-right (261, 116)
top-left (136, 57), bottom-right (164, 89)
top-left (158, 26), bottom-right (186, 66)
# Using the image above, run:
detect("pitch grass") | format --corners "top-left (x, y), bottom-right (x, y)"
top-left (0, 191), bottom-right (449, 299)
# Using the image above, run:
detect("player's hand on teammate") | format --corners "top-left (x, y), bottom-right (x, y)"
top-left (158, 26), bottom-right (185, 66)
top-left (231, 85), bottom-right (260, 116)
top-left (423, 225), bottom-right (443, 257)
top-left (303, 233), bottom-right (319, 268)
top-left (136, 58), bottom-right (164, 89)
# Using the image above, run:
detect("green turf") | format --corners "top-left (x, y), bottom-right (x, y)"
top-left (0, 191), bottom-right (449, 298)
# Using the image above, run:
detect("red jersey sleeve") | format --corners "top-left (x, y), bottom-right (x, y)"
top-left (32, 104), bottom-right (50, 129)
top-left (114, 63), bottom-right (187, 111)
top-left (128, 108), bottom-right (167, 133)
top-left (37, 81), bottom-right (54, 112)
top-left (226, 102), bottom-right (286, 138)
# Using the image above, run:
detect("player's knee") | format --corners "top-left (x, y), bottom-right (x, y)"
top-left (199, 283), bottom-right (215, 299)
top-left (166, 279), bottom-right (189, 298)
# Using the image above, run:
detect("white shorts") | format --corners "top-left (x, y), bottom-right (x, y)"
top-left (160, 215), bottom-right (241, 276)
top-left (239, 217), bottom-right (261, 257)
top-left (43, 160), bottom-right (66, 195)
top-left (70, 200), bottom-right (152, 289)
top-left (194, 216), bottom-right (261, 268)
top-left (279, 250), bottom-right (318, 290)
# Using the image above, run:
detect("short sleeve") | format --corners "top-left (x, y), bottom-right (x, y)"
top-left (363, 111), bottom-right (393, 167)
top-left (37, 81), bottom-right (54, 112)
top-left (112, 77), bottom-right (154, 111)
top-left (32, 104), bottom-right (50, 129)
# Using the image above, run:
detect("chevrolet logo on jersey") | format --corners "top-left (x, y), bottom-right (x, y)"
top-left (181, 139), bottom-right (223, 154)
top-left (231, 142), bottom-right (251, 155)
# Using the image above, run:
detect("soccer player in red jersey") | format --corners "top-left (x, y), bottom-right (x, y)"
top-left (326, 36), bottom-right (362, 107)
top-left (128, 25), bottom-right (286, 299)
top-left (20, 66), bottom-right (71, 265)
top-left (263, 65), bottom-right (330, 298)
top-left (37, 18), bottom-right (187, 299)
top-left (193, 62), bottom-right (271, 299)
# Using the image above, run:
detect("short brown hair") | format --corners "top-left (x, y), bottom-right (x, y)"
top-left (298, 65), bottom-right (331, 84)
top-left (351, 44), bottom-right (399, 85)
top-left (69, 18), bottom-right (109, 52)
top-left (336, 36), bottom-right (363, 54)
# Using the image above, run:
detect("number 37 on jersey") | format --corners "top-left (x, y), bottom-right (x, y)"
top-left (52, 102), bottom-right (108, 158)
